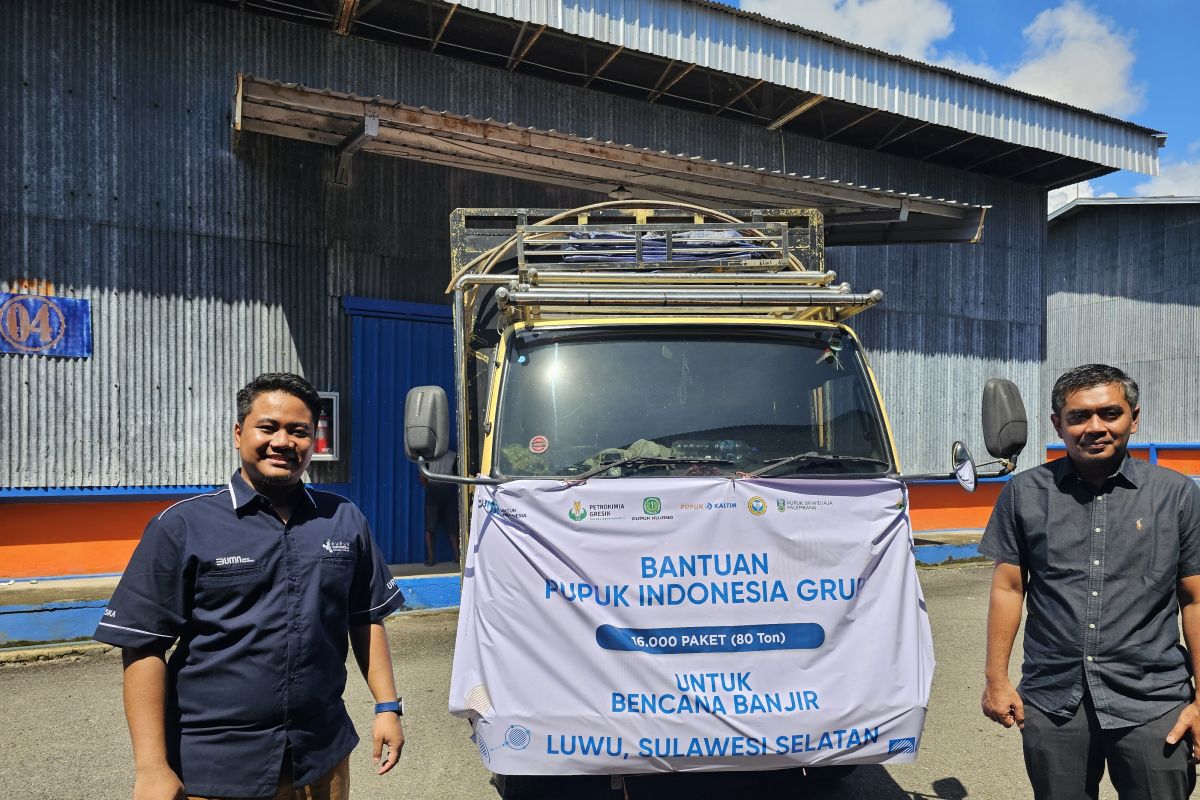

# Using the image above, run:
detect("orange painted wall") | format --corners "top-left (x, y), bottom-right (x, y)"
top-left (6, 450), bottom-right (1200, 577)
top-left (1157, 450), bottom-right (1200, 475)
top-left (0, 500), bottom-right (172, 578)
top-left (907, 482), bottom-right (1004, 532)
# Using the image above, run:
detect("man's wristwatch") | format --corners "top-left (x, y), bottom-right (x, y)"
top-left (374, 700), bottom-right (404, 716)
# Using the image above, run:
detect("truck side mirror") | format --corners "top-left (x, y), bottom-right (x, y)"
top-left (982, 379), bottom-right (1027, 460)
top-left (405, 386), bottom-right (449, 462)
top-left (952, 441), bottom-right (977, 492)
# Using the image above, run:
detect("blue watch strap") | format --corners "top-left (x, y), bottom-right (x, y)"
top-left (375, 700), bottom-right (403, 715)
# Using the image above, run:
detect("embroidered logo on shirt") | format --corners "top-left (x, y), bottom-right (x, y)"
top-left (215, 555), bottom-right (255, 566)
top-left (103, 608), bottom-right (116, 618)
top-left (322, 539), bottom-right (351, 554)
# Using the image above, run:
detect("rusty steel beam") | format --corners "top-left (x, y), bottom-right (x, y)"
top-left (507, 23), bottom-right (546, 71)
top-left (583, 45), bottom-right (623, 88)
top-left (333, 0), bottom-right (360, 35)
top-left (714, 78), bottom-right (764, 115)
top-left (431, 3), bottom-right (458, 51)
top-left (766, 95), bottom-right (825, 131)
top-left (648, 63), bottom-right (695, 103)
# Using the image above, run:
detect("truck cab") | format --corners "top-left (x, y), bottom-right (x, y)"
top-left (405, 201), bottom-right (1024, 798)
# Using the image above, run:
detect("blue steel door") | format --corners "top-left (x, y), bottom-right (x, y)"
top-left (345, 297), bottom-right (455, 564)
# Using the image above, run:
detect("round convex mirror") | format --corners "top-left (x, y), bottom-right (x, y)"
top-left (952, 441), bottom-right (977, 493)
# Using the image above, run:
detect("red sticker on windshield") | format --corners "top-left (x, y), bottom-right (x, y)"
top-left (529, 435), bottom-right (549, 454)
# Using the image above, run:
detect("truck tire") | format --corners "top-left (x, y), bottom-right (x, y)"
top-left (491, 773), bottom-right (620, 799)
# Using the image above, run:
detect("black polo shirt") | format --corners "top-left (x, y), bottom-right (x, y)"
top-left (94, 473), bottom-right (404, 796)
top-left (980, 455), bottom-right (1200, 728)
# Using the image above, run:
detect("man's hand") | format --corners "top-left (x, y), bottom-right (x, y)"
top-left (132, 763), bottom-right (184, 800)
top-left (982, 678), bottom-right (1025, 730)
top-left (372, 713), bottom-right (405, 775)
top-left (1165, 700), bottom-right (1200, 759)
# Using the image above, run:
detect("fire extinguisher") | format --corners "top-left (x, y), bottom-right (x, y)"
top-left (315, 407), bottom-right (330, 454)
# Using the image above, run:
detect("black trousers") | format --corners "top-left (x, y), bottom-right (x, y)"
top-left (1022, 690), bottom-right (1195, 800)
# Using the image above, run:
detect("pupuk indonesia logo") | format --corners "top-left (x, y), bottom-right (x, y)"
top-left (568, 500), bottom-right (587, 521)
top-left (747, 496), bottom-right (768, 515)
top-left (642, 496), bottom-right (662, 515)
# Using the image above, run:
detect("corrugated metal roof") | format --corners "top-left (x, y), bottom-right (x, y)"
top-left (454, 0), bottom-right (1163, 176)
top-left (1049, 195), bottom-right (1200, 222)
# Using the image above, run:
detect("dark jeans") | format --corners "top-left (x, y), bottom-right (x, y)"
top-left (1022, 690), bottom-right (1195, 800)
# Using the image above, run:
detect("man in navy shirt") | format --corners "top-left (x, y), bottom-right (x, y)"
top-left (95, 373), bottom-right (406, 799)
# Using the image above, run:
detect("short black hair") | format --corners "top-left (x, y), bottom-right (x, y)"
top-left (1051, 364), bottom-right (1139, 414)
top-left (236, 373), bottom-right (322, 425)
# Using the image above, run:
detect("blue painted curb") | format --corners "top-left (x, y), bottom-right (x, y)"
top-left (0, 575), bottom-right (464, 648)
top-left (914, 543), bottom-right (982, 564)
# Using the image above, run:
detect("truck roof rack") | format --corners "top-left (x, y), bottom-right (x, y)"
top-left (448, 200), bottom-right (884, 327)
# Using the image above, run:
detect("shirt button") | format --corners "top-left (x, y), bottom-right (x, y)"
top-left (1087, 656), bottom-right (1094, 662)
top-left (1089, 623), bottom-right (1096, 629)
top-left (1094, 527), bottom-right (1101, 533)
top-left (1093, 560), bottom-right (1100, 566)
top-left (1092, 591), bottom-right (1099, 596)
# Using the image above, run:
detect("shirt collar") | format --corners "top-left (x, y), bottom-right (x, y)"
top-left (1052, 452), bottom-right (1140, 490)
top-left (228, 470), bottom-right (316, 512)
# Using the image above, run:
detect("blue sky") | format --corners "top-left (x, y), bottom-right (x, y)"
top-left (731, 0), bottom-right (1200, 208)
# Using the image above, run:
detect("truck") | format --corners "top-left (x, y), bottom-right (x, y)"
top-left (404, 200), bottom-right (1027, 798)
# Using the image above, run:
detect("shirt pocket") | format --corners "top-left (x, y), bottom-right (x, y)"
top-left (199, 562), bottom-right (266, 583)
top-left (318, 555), bottom-right (356, 600)
top-left (195, 562), bottom-right (268, 609)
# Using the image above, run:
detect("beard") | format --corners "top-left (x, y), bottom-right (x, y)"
top-left (256, 471), bottom-right (299, 486)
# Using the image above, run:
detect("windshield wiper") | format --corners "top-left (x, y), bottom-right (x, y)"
top-left (572, 455), bottom-right (734, 481)
top-left (746, 451), bottom-right (891, 478)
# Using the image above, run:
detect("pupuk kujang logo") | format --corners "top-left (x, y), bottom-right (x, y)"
top-left (747, 496), bottom-right (768, 516)
top-left (643, 496), bottom-right (662, 515)
top-left (568, 500), bottom-right (588, 522)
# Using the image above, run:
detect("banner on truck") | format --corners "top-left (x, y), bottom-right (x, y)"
top-left (450, 478), bottom-right (933, 775)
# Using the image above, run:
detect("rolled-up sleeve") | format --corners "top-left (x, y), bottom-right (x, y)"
top-left (1178, 480), bottom-right (1200, 578)
top-left (349, 510), bottom-right (405, 625)
top-left (978, 480), bottom-right (1023, 566)
top-left (93, 514), bottom-right (188, 649)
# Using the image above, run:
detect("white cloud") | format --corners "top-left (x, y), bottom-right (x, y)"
top-left (740, 0), bottom-right (1143, 117)
top-left (1047, 180), bottom-right (1116, 213)
top-left (739, 0), bottom-right (953, 59)
top-left (1000, 2), bottom-right (1142, 117)
top-left (1134, 150), bottom-right (1200, 197)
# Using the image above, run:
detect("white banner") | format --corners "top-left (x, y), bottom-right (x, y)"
top-left (450, 478), bottom-right (933, 775)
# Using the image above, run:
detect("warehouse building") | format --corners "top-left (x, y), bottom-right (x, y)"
top-left (0, 0), bottom-right (1166, 576)
top-left (1044, 197), bottom-right (1200, 475)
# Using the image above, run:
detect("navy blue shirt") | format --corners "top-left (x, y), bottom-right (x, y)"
top-left (94, 473), bottom-right (404, 796)
top-left (980, 456), bottom-right (1200, 728)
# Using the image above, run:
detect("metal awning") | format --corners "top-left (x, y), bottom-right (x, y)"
top-left (233, 74), bottom-right (987, 245)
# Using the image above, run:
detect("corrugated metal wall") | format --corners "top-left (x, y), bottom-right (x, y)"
top-left (1045, 204), bottom-right (1200, 447)
top-left (0, 0), bottom-right (1046, 487)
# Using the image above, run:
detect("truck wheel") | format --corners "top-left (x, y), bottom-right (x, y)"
top-left (802, 765), bottom-right (856, 786)
top-left (491, 773), bottom-right (620, 799)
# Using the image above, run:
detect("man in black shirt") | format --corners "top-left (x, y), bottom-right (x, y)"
top-left (980, 364), bottom-right (1200, 800)
top-left (95, 373), bottom-right (406, 799)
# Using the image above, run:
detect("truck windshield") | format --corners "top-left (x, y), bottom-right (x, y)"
top-left (494, 327), bottom-right (893, 478)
